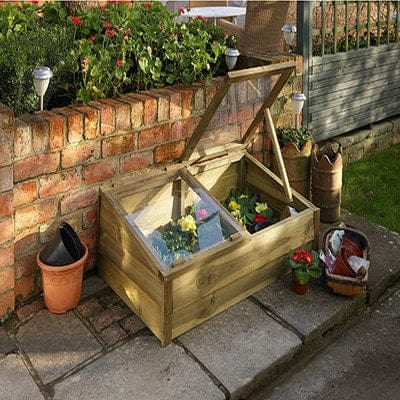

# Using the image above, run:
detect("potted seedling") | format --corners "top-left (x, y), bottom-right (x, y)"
top-left (272, 125), bottom-right (313, 199)
top-left (288, 248), bottom-right (321, 294)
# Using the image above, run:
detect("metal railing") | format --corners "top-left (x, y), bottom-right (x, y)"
top-left (310, 1), bottom-right (400, 56)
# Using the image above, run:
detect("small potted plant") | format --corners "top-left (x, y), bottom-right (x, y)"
top-left (222, 187), bottom-right (277, 233)
top-left (225, 34), bottom-right (240, 70)
top-left (288, 248), bottom-right (321, 294)
top-left (272, 125), bottom-right (313, 199)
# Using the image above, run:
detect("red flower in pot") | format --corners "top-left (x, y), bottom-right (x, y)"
top-left (288, 249), bottom-right (321, 294)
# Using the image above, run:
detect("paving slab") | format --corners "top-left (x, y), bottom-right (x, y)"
top-left (254, 275), bottom-right (366, 343)
top-left (251, 288), bottom-right (400, 400)
top-left (16, 309), bottom-right (102, 385)
top-left (53, 335), bottom-right (225, 400)
top-left (179, 299), bottom-right (302, 399)
top-left (0, 325), bottom-right (15, 356)
top-left (0, 354), bottom-right (44, 400)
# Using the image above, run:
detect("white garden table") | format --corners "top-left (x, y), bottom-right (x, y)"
top-left (181, 6), bottom-right (246, 25)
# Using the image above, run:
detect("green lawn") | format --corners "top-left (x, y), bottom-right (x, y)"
top-left (341, 144), bottom-right (400, 233)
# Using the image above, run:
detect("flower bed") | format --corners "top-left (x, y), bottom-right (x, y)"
top-left (0, 1), bottom-right (228, 115)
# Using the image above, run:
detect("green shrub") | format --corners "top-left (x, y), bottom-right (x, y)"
top-left (0, 24), bottom-right (74, 115)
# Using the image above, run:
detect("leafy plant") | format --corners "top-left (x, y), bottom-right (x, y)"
top-left (0, 1), bottom-right (228, 113)
top-left (222, 187), bottom-right (276, 233)
top-left (0, 24), bottom-right (74, 115)
top-left (149, 202), bottom-right (231, 268)
top-left (69, 1), bottom-right (227, 101)
top-left (277, 126), bottom-right (313, 150)
top-left (226, 33), bottom-right (238, 48)
top-left (288, 249), bottom-right (321, 285)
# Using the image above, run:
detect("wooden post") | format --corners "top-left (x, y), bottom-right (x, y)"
top-left (264, 108), bottom-right (293, 203)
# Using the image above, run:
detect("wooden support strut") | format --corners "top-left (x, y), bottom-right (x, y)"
top-left (264, 108), bottom-right (293, 203)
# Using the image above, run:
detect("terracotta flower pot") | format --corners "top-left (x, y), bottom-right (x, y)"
top-left (291, 270), bottom-right (309, 295)
top-left (332, 246), bottom-right (356, 278)
top-left (311, 141), bottom-right (343, 223)
top-left (37, 243), bottom-right (88, 314)
top-left (272, 140), bottom-right (312, 199)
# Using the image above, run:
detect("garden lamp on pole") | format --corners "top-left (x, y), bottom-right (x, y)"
top-left (33, 67), bottom-right (53, 111)
top-left (292, 93), bottom-right (306, 129)
top-left (281, 24), bottom-right (297, 53)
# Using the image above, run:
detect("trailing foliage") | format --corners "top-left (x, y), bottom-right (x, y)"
top-left (276, 126), bottom-right (313, 150)
top-left (0, 1), bottom-right (228, 115)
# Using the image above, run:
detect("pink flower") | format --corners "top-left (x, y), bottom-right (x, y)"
top-left (105, 29), bottom-right (115, 38)
top-left (178, 7), bottom-right (185, 14)
top-left (195, 208), bottom-right (208, 222)
top-left (103, 21), bottom-right (112, 28)
top-left (116, 59), bottom-right (123, 67)
top-left (89, 35), bottom-right (96, 42)
top-left (82, 58), bottom-right (89, 65)
top-left (70, 16), bottom-right (82, 26)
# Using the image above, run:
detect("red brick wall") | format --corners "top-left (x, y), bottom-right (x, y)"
top-left (0, 71), bottom-right (299, 317)
top-left (0, 104), bottom-right (15, 317)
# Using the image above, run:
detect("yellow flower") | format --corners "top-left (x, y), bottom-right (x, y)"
top-left (228, 200), bottom-right (241, 211)
top-left (178, 215), bottom-right (196, 232)
top-left (231, 209), bottom-right (241, 218)
top-left (255, 202), bottom-right (268, 213)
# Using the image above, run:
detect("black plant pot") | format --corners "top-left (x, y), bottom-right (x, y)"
top-left (39, 222), bottom-right (85, 266)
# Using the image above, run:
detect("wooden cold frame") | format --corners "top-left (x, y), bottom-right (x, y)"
top-left (98, 61), bottom-right (320, 345)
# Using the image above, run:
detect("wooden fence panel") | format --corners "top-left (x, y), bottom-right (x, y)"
top-left (299, 1), bottom-right (400, 141)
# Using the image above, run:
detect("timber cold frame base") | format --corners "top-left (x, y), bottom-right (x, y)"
top-left (98, 62), bottom-right (320, 345)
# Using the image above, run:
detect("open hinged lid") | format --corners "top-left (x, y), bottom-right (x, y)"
top-left (113, 167), bottom-right (244, 276)
top-left (180, 60), bottom-right (297, 202)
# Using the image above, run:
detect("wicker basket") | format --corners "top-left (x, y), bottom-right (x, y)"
top-left (323, 227), bottom-right (370, 296)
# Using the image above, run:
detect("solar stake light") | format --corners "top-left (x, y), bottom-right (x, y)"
top-left (281, 24), bottom-right (297, 53)
top-left (225, 47), bottom-right (240, 70)
top-left (33, 67), bottom-right (53, 111)
top-left (292, 92), bottom-right (306, 129)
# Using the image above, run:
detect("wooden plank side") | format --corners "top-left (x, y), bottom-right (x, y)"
top-left (306, 42), bottom-right (400, 140)
top-left (308, 83), bottom-right (400, 115)
top-left (171, 255), bottom-right (290, 339)
top-left (99, 230), bottom-right (164, 304)
top-left (309, 59), bottom-right (400, 92)
top-left (191, 162), bottom-right (238, 202)
top-left (310, 98), bottom-right (400, 133)
top-left (172, 209), bottom-right (316, 311)
top-left (241, 154), bottom-right (313, 211)
top-left (98, 255), bottom-right (164, 343)
top-left (106, 166), bottom-right (181, 201)
top-left (310, 48), bottom-right (400, 76)
top-left (310, 42), bottom-right (400, 68)
top-left (227, 61), bottom-right (296, 83)
top-left (308, 67), bottom-right (400, 101)
top-left (309, 86), bottom-right (400, 125)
